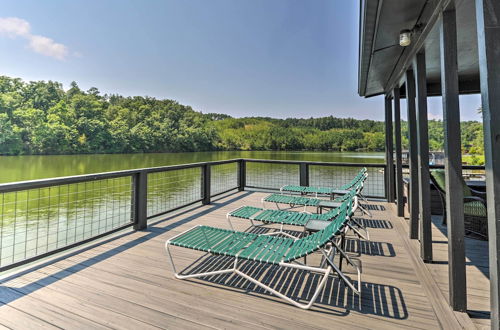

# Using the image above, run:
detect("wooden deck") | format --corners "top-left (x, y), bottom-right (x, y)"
top-left (0, 191), bottom-right (489, 329)
top-left (425, 216), bottom-right (490, 329)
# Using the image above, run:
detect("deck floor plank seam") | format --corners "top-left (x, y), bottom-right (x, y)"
top-left (3, 192), bottom-right (480, 329)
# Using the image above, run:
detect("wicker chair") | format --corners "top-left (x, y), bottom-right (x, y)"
top-left (430, 169), bottom-right (488, 240)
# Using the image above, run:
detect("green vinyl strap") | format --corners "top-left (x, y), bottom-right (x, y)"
top-left (281, 168), bottom-right (367, 194)
top-left (170, 200), bottom-right (351, 264)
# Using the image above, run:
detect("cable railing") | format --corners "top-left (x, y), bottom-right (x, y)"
top-left (401, 164), bottom-right (486, 181)
top-left (2, 157), bottom-right (484, 271)
top-left (244, 159), bottom-right (386, 198)
top-left (0, 159), bottom-right (240, 271)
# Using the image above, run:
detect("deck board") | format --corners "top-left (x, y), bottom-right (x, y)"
top-left (0, 191), bottom-right (487, 329)
top-left (424, 215), bottom-right (490, 329)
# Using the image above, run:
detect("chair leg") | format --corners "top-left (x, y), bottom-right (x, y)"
top-left (358, 203), bottom-right (373, 218)
top-left (165, 243), bottom-right (235, 279)
top-left (323, 244), bottom-right (362, 296)
top-left (339, 233), bottom-right (345, 271)
top-left (347, 222), bottom-right (369, 241)
top-left (226, 213), bottom-right (235, 231)
top-left (167, 244), bottom-right (346, 310)
top-left (235, 262), bottom-right (333, 310)
top-left (349, 218), bottom-right (370, 241)
top-left (359, 193), bottom-right (369, 203)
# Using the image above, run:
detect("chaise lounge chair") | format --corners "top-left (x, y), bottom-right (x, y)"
top-left (280, 167), bottom-right (367, 198)
top-left (165, 200), bottom-right (361, 310)
top-left (227, 190), bottom-right (369, 240)
top-left (263, 178), bottom-right (372, 218)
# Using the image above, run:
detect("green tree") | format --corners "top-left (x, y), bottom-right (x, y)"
top-left (0, 113), bottom-right (23, 154)
top-left (0, 75), bottom-right (486, 156)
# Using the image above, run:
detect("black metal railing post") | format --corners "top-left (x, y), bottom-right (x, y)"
top-left (385, 94), bottom-right (395, 202)
top-left (383, 165), bottom-right (388, 200)
top-left (300, 163), bottom-right (309, 186)
top-left (202, 164), bottom-right (211, 205)
top-left (238, 159), bottom-right (246, 191)
top-left (133, 171), bottom-right (148, 230)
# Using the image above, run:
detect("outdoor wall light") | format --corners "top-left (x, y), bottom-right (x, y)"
top-left (399, 29), bottom-right (412, 47)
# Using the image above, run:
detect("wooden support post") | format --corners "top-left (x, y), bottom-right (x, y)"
top-left (300, 163), bottom-right (309, 187)
top-left (394, 87), bottom-right (405, 217)
top-left (475, 0), bottom-right (500, 326)
top-left (414, 52), bottom-right (432, 262)
top-left (133, 171), bottom-right (147, 230)
top-left (385, 95), bottom-right (395, 202)
top-left (202, 164), bottom-right (211, 205)
top-left (406, 70), bottom-right (419, 239)
top-left (238, 159), bottom-right (246, 191)
top-left (440, 7), bottom-right (466, 312)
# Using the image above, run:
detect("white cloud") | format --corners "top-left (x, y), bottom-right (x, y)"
top-left (28, 35), bottom-right (68, 60)
top-left (428, 112), bottom-right (443, 120)
top-left (0, 16), bottom-right (71, 60)
top-left (0, 17), bottom-right (30, 37)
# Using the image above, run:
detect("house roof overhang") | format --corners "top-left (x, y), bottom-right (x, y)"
top-left (358, 0), bottom-right (480, 98)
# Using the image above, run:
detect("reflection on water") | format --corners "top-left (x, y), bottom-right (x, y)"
top-left (147, 167), bottom-right (203, 217)
top-left (0, 151), bottom-right (383, 268)
top-left (0, 151), bottom-right (384, 184)
top-left (246, 162), bottom-right (300, 189)
top-left (0, 177), bottom-right (133, 267)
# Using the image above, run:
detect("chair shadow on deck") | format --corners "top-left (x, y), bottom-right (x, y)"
top-left (179, 254), bottom-right (409, 320)
top-left (0, 191), bottom-right (255, 306)
top-left (0, 191), bottom-right (406, 321)
top-left (359, 204), bottom-right (386, 212)
top-left (344, 238), bottom-right (396, 257)
top-left (353, 217), bottom-right (393, 229)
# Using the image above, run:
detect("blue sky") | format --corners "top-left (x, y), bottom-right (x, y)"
top-left (0, 0), bottom-right (481, 121)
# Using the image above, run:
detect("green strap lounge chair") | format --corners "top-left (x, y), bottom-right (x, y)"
top-left (165, 202), bottom-right (361, 310)
top-left (430, 169), bottom-right (488, 239)
top-left (263, 179), bottom-right (372, 218)
top-left (280, 168), bottom-right (367, 197)
top-left (227, 190), bottom-right (369, 240)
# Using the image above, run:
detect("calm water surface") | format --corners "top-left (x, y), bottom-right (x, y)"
top-left (0, 151), bottom-right (383, 267)
top-left (0, 151), bottom-right (384, 183)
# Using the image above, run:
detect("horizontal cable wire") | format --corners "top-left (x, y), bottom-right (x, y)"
top-left (246, 162), bottom-right (300, 189)
top-left (310, 165), bottom-right (385, 198)
top-left (211, 163), bottom-right (238, 195)
top-left (147, 167), bottom-right (202, 217)
top-left (0, 176), bottom-right (132, 268)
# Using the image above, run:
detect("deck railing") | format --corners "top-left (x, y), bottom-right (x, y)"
top-left (3, 158), bottom-right (483, 272)
top-left (401, 164), bottom-right (487, 180)
top-left (0, 159), bottom-right (240, 271)
top-left (243, 159), bottom-right (386, 198)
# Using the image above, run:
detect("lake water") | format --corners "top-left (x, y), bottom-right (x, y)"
top-left (0, 151), bottom-right (384, 268)
top-left (0, 151), bottom-right (384, 184)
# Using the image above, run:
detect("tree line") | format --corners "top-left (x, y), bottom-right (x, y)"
top-left (0, 76), bottom-right (484, 157)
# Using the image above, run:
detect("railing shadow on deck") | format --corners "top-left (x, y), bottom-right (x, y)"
top-left (0, 191), bottom-right (254, 307)
top-left (417, 215), bottom-right (491, 322)
top-left (0, 190), bottom-right (406, 320)
top-left (179, 254), bottom-right (409, 319)
top-left (430, 215), bottom-right (489, 278)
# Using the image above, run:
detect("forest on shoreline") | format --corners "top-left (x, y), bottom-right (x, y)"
top-left (0, 76), bottom-right (484, 161)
